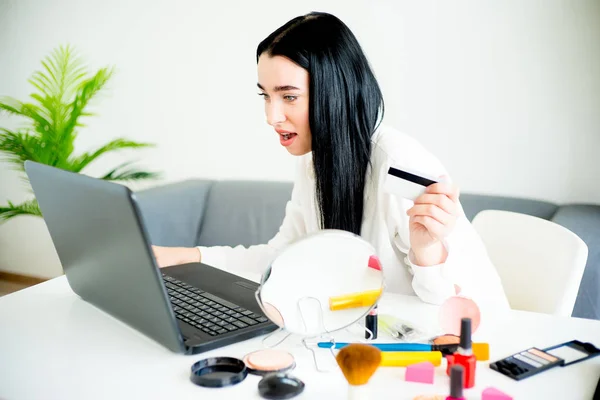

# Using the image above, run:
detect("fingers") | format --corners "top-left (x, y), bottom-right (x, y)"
top-left (407, 203), bottom-right (451, 226)
top-left (413, 193), bottom-right (456, 216)
top-left (410, 215), bottom-right (446, 238)
top-left (425, 181), bottom-right (460, 202)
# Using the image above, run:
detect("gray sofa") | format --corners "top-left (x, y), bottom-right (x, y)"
top-left (135, 179), bottom-right (600, 320)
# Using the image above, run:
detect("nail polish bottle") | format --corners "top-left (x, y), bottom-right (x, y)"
top-left (446, 365), bottom-right (465, 400)
top-left (448, 318), bottom-right (476, 388)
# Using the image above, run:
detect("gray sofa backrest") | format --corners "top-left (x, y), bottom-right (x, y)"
top-left (135, 180), bottom-right (293, 248)
top-left (459, 194), bottom-right (558, 221)
top-left (195, 181), bottom-right (293, 247)
top-left (134, 180), bottom-right (213, 247)
top-left (135, 179), bottom-right (600, 320)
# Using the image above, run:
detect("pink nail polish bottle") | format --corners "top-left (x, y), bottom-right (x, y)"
top-left (446, 365), bottom-right (465, 400)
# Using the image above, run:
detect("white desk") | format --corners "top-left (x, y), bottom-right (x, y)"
top-left (1, 277), bottom-right (599, 400)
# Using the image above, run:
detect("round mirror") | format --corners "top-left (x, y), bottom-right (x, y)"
top-left (255, 230), bottom-right (384, 337)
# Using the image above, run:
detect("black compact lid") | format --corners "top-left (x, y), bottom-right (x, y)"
top-left (190, 357), bottom-right (248, 388)
top-left (258, 373), bottom-right (305, 399)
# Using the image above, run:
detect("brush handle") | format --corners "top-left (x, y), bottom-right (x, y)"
top-left (380, 351), bottom-right (443, 367)
top-left (348, 384), bottom-right (369, 400)
top-left (318, 342), bottom-right (432, 351)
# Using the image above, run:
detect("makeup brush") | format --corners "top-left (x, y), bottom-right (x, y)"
top-left (319, 342), bottom-right (490, 361)
top-left (335, 343), bottom-right (382, 400)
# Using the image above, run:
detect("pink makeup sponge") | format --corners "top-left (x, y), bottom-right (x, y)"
top-left (368, 255), bottom-right (382, 271)
top-left (405, 361), bottom-right (435, 384)
top-left (439, 296), bottom-right (481, 336)
top-left (482, 387), bottom-right (513, 400)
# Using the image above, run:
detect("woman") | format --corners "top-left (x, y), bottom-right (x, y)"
top-left (153, 12), bottom-right (509, 308)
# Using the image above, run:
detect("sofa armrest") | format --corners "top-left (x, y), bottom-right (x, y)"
top-left (134, 180), bottom-right (214, 247)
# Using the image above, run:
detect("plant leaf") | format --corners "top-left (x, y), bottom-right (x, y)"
top-left (0, 100), bottom-right (23, 116)
top-left (0, 99), bottom-right (55, 138)
top-left (30, 68), bottom-right (56, 97)
top-left (68, 138), bottom-right (154, 172)
top-left (0, 128), bottom-right (44, 170)
top-left (15, 44), bottom-right (93, 167)
top-left (99, 161), bottom-right (160, 181)
top-left (60, 66), bottom-right (114, 154)
top-left (0, 199), bottom-right (42, 222)
top-left (52, 45), bottom-right (87, 102)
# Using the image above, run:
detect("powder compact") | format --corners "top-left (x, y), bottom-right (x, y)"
top-left (431, 334), bottom-right (460, 345)
top-left (243, 349), bottom-right (296, 376)
top-left (190, 356), bottom-right (248, 388)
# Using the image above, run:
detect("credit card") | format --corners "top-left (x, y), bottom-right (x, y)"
top-left (384, 165), bottom-right (439, 201)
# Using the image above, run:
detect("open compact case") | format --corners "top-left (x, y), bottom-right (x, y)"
top-left (188, 229), bottom-right (385, 398)
top-left (189, 352), bottom-right (304, 399)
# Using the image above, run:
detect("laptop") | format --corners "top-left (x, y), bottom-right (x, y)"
top-left (25, 160), bottom-right (277, 355)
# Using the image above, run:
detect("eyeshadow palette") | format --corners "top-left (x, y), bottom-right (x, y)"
top-left (490, 347), bottom-right (564, 381)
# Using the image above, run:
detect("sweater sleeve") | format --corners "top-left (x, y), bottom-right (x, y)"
top-left (380, 133), bottom-right (509, 310)
top-left (390, 187), bottom-right (509, 311)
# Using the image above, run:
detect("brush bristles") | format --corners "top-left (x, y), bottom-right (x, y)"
top-left (335, 343), bottom-right (382, 386)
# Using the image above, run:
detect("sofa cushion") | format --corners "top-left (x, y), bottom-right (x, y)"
top-left (196, 180), bottom-right (293, 247)
top-left (551, 205), bottom-right (600, 319)
top-left (135, 180), bottom-right (214, 247)
top-left (460, 193), bottom-right (558, 221)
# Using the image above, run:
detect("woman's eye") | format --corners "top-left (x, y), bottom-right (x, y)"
top-left (284, 95), bottom-right (297, 102)
top-left (258, 92), bottom-right (269, 100)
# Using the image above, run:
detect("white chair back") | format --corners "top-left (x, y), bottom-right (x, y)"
top-left (472, 210), bottom-right (588, 316)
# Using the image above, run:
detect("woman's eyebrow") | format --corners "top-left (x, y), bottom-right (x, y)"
top-left (257, 83), bottom-right (301, 92)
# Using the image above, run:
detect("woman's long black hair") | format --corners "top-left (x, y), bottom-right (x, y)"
top-left (257, 12), bottom-right (384, 236)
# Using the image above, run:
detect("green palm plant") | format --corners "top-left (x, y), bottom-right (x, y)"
top-left (0, 44), bottom-right (159, 221)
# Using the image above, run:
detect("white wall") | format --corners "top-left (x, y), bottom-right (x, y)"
top-left (1, 0), bottom-right (599, 278)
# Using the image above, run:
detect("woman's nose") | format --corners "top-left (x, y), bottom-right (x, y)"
top-left (266, 102), bottom-right (286, 126)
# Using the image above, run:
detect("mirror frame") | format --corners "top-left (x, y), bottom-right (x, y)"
top-left (254, 229), bottom-right (386, 338)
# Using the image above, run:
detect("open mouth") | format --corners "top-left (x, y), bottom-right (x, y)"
top-left (279, 132), bottom-right (298, 147)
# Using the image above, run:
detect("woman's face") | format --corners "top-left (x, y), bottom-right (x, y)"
top-left (257, 54), bottom-right (311, 156)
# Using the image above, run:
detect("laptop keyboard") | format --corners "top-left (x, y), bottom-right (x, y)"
top-left (162, 274), bottom-right (269, 337)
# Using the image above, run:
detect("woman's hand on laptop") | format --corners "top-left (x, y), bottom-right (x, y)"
top-left (152, 246), bottom-right (201, 268)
